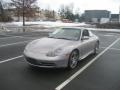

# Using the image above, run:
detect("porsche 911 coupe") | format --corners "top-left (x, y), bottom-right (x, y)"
top-left (24, 27), bottom-right (99, 69)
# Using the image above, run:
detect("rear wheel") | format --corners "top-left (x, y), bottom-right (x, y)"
top-left (68, 50), bottom-right (79, 69)
top-left (93, 42), bottom-right (99, 55)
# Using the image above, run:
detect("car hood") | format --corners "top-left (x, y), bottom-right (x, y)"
top-left (26, 37), bottom-right (75, 54)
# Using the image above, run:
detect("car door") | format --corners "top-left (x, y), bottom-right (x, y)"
top-left (80, 29), bottom-right (92, 58)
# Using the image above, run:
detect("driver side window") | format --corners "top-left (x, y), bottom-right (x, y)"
top-left (82, 29), bottom-right (89, 37)
top-left (81, 29), bottom-right (90, 40)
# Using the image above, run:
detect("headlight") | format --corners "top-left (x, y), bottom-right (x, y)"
top-left (46, 48), bottom-right (63, 57)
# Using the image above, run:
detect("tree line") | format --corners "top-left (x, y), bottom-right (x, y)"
top-left (0, 0), bottom-right (81, 22)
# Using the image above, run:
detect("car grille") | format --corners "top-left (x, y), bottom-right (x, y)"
top-left (25, 57), bottom-right (56, 66)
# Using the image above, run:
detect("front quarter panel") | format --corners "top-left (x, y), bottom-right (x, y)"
top-left (60, 42), bottom-right (80, 57)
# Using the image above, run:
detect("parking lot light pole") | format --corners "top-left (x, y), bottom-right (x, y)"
top-left (119, 6), bottom-right (120, 23)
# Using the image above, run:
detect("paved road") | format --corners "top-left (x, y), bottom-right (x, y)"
top-left (0, 30), bottom-right (120, 90)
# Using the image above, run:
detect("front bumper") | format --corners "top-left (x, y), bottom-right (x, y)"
top-left (24, 51), bottom-right (69, 68)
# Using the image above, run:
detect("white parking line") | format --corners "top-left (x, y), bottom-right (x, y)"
top-left (100, 47), bottom-right (120, 51)
top-left (97, 34), bottom-right (118, 37)
top-left (0, 34), bottom-right (24, 38)
top-left (0, 40), bottom-right (31, 48)
top-left (104, 34), bottom-right (115, 36)
top-left (0, 34), bottom-right (37, 39)
top-left (0, 35), bottom-right (21, 40)
top-left (0, 55), bottom-right (23, 64)
top-left (109, 48), bottom-right (120, 51)
top-left (55, 38), bottom-right (120, 90)
top-left (99, 47), bottom-right (107, 49)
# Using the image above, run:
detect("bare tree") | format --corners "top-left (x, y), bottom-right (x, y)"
top-left (11, 0), bottom-right (38, 25)
top-left (0, 1), bottom-right (13, 22)
top-left (59, 4), bottom-right (75, 21)
top-left (44, 9), bottom-right (56, 20)
top-left (58, 5), bottom-right (65, 20)
top-left (0, 1), bottom-right (4, 15)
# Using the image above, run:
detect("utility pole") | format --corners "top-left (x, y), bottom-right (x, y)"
top-left (0, 1), bottom-right (4, 21)
top-left (23, 0), bottom-right (25, 32)
top-left (0, 1), bottom-right (3, 14)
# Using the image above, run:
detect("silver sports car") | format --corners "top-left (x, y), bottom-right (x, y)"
top-left (24, 27), bottom-right (99, 69)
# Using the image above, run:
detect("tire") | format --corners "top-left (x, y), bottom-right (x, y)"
top-left (68, 50), bottom-right (79, 69)
top-left (93, 42), bottom-right (99, 55)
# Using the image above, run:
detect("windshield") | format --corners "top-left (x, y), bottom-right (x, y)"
top-left (49, 28), bottom-right (81, 40)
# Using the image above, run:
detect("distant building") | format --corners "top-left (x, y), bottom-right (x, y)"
top-left (110, 14), bottom-right (119, 23)
top-left (83, 10), bottom-right (111, 23)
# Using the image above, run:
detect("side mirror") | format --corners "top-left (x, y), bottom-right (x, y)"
top-left (48, 33), bottom-right (52, 36)
top-left (81, 36), bottom-right (89, 41)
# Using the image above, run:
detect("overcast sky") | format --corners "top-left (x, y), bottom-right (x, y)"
top-left (36, 0), bottom-right (120, 14)
top-left (4, 0), bottom-right (120, 14)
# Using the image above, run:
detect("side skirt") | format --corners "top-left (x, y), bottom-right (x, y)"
top-left (79, 50), bottom-right (94, 60)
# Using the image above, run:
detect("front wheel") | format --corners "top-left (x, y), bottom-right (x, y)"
top-left (68, 50), bottom-right (79, 69)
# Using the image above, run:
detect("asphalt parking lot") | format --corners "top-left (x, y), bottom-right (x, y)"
top-left (0, 30), bottom-right (120, 90)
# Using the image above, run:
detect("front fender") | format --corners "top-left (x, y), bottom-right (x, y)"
top-left (61, 45), bottom-right (78, 55)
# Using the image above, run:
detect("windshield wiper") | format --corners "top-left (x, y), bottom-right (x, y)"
top-left (48, 37), bottom-right (74, 40)
top-left (56, 37), bottom-right (72, 40)
top-left (48, 36), bottom-right (55, 38)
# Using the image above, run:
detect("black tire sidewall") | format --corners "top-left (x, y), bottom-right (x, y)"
top-left (68, 50), bottom-right (79, 69)
top-left (94, 42), bottom-right (99, 55)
